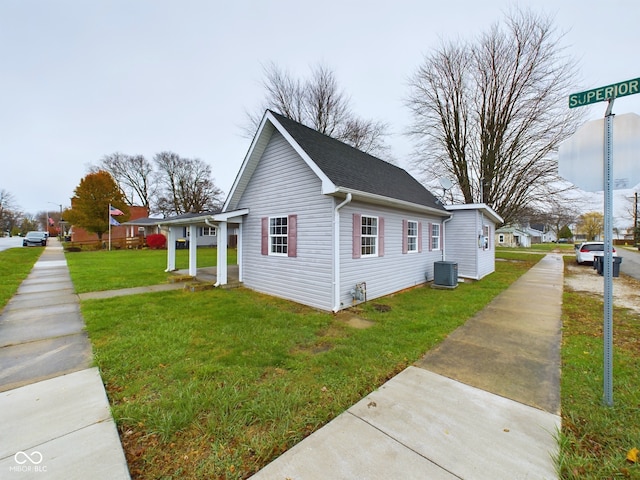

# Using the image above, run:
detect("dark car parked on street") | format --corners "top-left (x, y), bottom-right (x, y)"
top-left (22, 231), bottom-right (48, 247)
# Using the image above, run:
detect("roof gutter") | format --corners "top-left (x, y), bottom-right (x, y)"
top-left (333, 193), bottom-right (352, 312)
top-left (331, 187), bottom-right (450, 218)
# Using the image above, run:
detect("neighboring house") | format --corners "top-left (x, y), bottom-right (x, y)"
top-left (160, 110), bottom-right (502, 312)
top-left (530, 223), bottom-right (556, 243)
top-left (495, 225), bottom-right (531, 248)
top-left (70, 205), bottom-right (149, 242)
top-left (121, 216), bottom-right (163, 239)
top-left (124, 214), bottom-right (234, 248)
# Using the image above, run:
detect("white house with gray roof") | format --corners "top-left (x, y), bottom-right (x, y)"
top-left (161, 110), bottom-right (502, 311)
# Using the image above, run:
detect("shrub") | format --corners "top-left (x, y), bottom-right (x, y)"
top-left (146, 233), bottom-right (167, 249)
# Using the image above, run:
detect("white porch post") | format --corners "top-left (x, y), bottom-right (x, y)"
top-left (237, 222), bottom-right (243, 282)
top-left (217, 221), bottom-right (228, 285)
top-left (188, 224), bottom-right (197, 277)
top-left (166, 227), bottom-right (176, 272)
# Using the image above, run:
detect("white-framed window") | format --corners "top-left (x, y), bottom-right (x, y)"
top-left (269, 216), bottom-right (288, 255)
top-left (361, 215), bottom-right (378, 256)
top-left (431, 223), bottom-right (441, 250)
top-left (483, 225), bottom-right (490, 249)
top-left (407, 220), bottom-right (418, 253)
top-left (202, 226), bottom-right (216, 236)
top-left (498, 233), bottom-right (504, 243)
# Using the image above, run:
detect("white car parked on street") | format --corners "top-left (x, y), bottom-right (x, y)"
top-left (575, 241), bottom-right (617, 265)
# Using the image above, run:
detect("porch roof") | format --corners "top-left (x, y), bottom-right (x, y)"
top-left (158, 208), bottom-right (249, 226)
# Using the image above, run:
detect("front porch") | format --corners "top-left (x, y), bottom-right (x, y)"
top-left (173, 265), bottom-right (241, 287)
top-left (160, 209), bottom-right (249, 287)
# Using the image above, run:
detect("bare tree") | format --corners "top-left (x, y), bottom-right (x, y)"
top-left (0, 189), bottom-right (20, 234)
top-left (406, 8), bottom-right (583, 225)
top-left (248, 62), bottom-right (391, 159)
top-left (98, 153), bottom-right (155, 207)
top-left (154, 152), bottom-right (224, 216)
top-left (529, 195), bottom-right (580, 239)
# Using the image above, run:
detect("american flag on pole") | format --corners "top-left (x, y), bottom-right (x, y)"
top-left (109, 216), bottom-right (121, 226)
top-left (109, 205), bottom-right (124, 215)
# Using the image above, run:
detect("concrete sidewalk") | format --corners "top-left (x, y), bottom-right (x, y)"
top-left (0, 239), bottom-right (130, 479)
top-left (251, 254), bottom-right (564, 479)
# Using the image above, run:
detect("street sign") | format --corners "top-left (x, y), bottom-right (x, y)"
top-left (564, 76), bottom-right (640, 407)
top-left (558, 113), bottom-right (640, 191)
top-left (569, 77), bottom-right (640, 108)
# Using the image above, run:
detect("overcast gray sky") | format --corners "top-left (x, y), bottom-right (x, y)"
top-left (2, 0), bottom-right (639, 215)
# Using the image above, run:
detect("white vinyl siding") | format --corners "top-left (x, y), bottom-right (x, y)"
top-left (339, 201), bottom-right (446, 310)
top-left (238, 131), bottom-right (334, 311)
top-left (443, 209), bottom-right (495, 280)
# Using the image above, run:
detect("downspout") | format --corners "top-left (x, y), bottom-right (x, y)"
top-left (441, 215), bottom-right (453, 261)
top-left (333, 193), bottom-right (352, 312)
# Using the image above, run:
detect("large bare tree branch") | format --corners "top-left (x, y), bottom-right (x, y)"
top-left (407, 7), bottom-right (583, 225)
top-left (247, 62), bottom-right (392, 160)
top-left (99, 152), bottom-right (155, 207)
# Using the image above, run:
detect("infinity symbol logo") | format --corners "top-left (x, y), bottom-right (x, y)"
top-left (14, 451), bottom-right (43, 465)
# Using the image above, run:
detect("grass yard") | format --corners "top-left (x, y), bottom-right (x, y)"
top-left (77, 251), bottom-right (541, 479)
top-left (66, 247), bottom-right (640, 479)
top-left (66, 247), bottom-right (235, 293)
top-left (0, 246), bottom-right (44, 309)
top-left (496, 242), bottom-right (575, 255)
top-left (559, 257), bottom-right (640, 479)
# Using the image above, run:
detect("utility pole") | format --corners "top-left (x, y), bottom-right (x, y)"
top-left (635, 192), bottom-right (638, 246)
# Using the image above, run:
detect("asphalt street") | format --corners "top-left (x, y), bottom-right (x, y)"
top-left (619, 245), bottom-right (640, 280)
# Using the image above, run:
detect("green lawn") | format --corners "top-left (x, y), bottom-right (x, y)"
top-left (76, 250), bottom-right (542, 479)
top-left (66, 247), bottom-right (236, 293)
top-left (558, 257), bottom-right (640, 479)
top-left (62, 248), bottom-right (640, 479)
top-left (496, 242), bottom-right (575, 255)
top-left (0, 247), bottom-right (44, 309)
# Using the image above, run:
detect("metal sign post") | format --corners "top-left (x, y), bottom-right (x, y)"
top-left (603, 99), bottom-right (615, 406)
top-left (567, 76), bottom-right (640, 406)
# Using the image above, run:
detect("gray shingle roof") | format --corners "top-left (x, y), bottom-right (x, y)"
top-left (270, 111), bottom-right (446, 212)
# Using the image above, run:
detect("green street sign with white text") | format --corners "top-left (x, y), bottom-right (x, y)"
top-left (569, 77), bottom-right (640, 108)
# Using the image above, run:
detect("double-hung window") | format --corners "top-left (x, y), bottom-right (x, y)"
top-left (269, 216), bottom-right (288, 255)
top-left (361, 216), bottom-right (378, 256)
top-left (202, 226), bottom-right (216, 236)
top-left (407, 220), bottom-right (418, 253)
top-left (431, 223), bottom-right (441, 250)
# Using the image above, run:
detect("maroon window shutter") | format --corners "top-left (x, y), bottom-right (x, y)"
top-left (352, 213), bottom-right (361, 259)
top-left (402, 219), bottom-right (408, 254)
top-left (288, 215), bottom-right (297, 257)
top-left (261, 217), bottom-right (268, 255)
top-left (378, 217), bottom-right (384, 257)
top-left (440, 222), bottom-right (444, 251)
top-left (418, 222), bottom-right (423, 253)
top-left (428, 222), bottom-right (433, 251)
